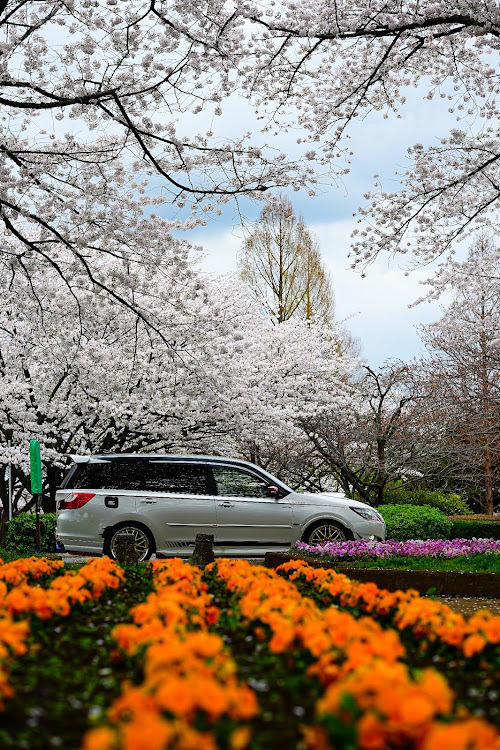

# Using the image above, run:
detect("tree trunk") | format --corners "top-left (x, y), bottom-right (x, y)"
top-left (484, 447), bottom-right (494, 516)
top-left (0, 511), bottom-right (8, 547)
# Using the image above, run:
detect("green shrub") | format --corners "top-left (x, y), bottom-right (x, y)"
top-left (4, 512), bottom-right (57, 555)
top-left (449, 519), bottom-right (500, 541)
top-left (382, 488), bottom-right (472, 516)
top-left (378, 504), bottom-right (453, 541)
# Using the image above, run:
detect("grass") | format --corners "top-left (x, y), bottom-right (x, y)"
top-left (0, 548), bottom-right (61, 563)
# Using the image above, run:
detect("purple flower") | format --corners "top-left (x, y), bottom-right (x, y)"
top-left (291, 538), bottom-right (500, 560)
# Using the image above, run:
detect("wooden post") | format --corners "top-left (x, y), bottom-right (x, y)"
top-left (114, 533), bottom-right (139, 565)
top-left (191, 533), bottom-right (215, 568)
top-left (35, 494), bottom-right (41, 552)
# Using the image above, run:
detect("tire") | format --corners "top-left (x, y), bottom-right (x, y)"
top-left (302, 521), bottom-right (352, 546)
top-left (103, 523), bottom-right (155, 562)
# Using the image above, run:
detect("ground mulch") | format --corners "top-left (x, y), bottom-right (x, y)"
top-left (433, 596), bottom-right (500, 617)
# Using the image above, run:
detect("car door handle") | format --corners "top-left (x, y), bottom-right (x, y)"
top-left (140, 499), bottom-right (157, 504)
top-left (219, 501), bottom-right (234, 508)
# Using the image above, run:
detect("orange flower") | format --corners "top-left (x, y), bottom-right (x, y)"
top-left (153, 677), bottom-right (197, 717)
top-left (108, 686), bottom-right (158, 722)
top-left (0, 668), bottom-right (14, 708)
top-left (120, 712), bottom-right (175, 750)
top-left (417, 670), bottom-right (453, 715)
top-left (463, 633), bottom-right (488, 658)
top-left (421, 718), bottom-right (500, 750)
top-left (212, 561), bottom-right (499, 750)
top-left (300, 725), bottom-right (331, 750)
top-left (230, 726), bottom-right (251, 750)
top-left (0, 618), bottom-right (30, 657)
top-left (81, 726), bottom-right (117, 750)
top-left (0, 557), bottom-right (64, 587)
top-left (0, 557), bottom-right (125, 719)
top-left (277, 560), bottom-right (500, 657)
top-left (398, 693), bottom-right (435, 727)
top-left (357, 713), bottom-right (387, 750)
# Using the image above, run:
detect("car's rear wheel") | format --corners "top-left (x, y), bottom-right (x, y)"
top-left (303, 521), bottom-right (351, 545)
top-left (104, 524), bottom-right (155, 562)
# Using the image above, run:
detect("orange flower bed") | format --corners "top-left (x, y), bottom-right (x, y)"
top-left (2, 556), bottom-right (499, 749)
top-left (0, 556), bottom-right (64, 587)
top-left (0, 556), bottom-right (125, 710)
top-left (82, 559), bottom-right (258, 750)
top-left (277, 559), bottom-right (500, 657)
top-left (211, 559), bottom-right (500, 750)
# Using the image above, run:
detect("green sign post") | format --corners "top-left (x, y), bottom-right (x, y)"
top-left (29, 440), bottom-right (42, 552)
top-left (30, 440), bottom-right (42, 493)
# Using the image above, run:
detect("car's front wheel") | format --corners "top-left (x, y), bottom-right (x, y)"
top-left (302, 521), bottom-right (351, 546)
top-left (104, 524), bottom-right (155, 562)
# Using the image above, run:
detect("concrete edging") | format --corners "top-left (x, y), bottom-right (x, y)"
top-left (264, 552), bottom-right (500, 597)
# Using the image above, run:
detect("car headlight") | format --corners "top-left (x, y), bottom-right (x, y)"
top-left (349, 506), bottom-right (384, 522)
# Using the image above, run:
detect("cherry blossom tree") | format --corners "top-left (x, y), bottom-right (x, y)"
top-left (237, 315), bottom-right (356, 428)
top-left (298, 362), bottom-right (424, 505)
top-left (0, 246), bottom-right (254, 514)
top-left (3, 1), bottom-right (499, 289)
top-left (0, 0), bottom-right (320, 306)
top-left (207, 1), bottom-right (500, 268)
top-left (414, 235), bottom-right (500, 514)
top-left (0, 241), bottom-right (355, 524)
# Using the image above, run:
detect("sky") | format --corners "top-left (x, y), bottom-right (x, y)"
top-left (185, 86), bottom-right (459, 367)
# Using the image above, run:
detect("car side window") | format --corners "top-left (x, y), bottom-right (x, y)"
top-left (67, 461), bottom-right (209, 494)
top-left (68, 462), bottom-right (146, 491)
top-left (145, 463), bottom-right (208, 495)
top-left (212, 466), bottom-right (269, 498)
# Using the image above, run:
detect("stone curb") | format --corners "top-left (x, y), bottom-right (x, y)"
top-left (264, 552), bottom-right (500, 597)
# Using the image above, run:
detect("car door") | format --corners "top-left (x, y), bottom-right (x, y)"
top-left (211, 464), bottom-right (293, 547)
top-left (137, 461), bottom-right (217, 549)
top-left (56, 458), bottom-right (142, 549)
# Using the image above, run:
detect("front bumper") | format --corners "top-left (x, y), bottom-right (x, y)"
top-left (351, 519), bottom-right (386, 542)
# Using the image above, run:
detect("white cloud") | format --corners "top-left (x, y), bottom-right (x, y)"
top-left (194, 227), bottom-right (243, 275)
top-left (311, 218), bottom-right (446, 365)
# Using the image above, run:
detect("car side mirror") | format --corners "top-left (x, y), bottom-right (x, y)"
top-left (267, 485), bottom-right (280, 498)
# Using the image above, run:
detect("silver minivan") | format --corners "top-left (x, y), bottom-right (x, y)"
top-left (55, 454), bottom-right (385, 561)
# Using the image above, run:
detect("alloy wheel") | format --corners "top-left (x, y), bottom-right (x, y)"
top-left (308, 524), bottom-right (347, 545)
top-left (110, 526), bottom-right (150, 562)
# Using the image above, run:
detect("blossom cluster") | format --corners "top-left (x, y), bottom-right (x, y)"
top-left (213, 559), bottom-right (500, 750)
top-left (82, 558), bottom-right (258, 750)
top-left (0, 557), bottom-right (125, 710)
top-left (279, 560), bottom-right (500, 658)
top-left (0, 556), bottom-right (64, 586)
top-left (293, 538), bottom-right (500, 559)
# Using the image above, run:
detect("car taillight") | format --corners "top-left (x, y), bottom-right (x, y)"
top-left (59, 492), bottom-right (95, 510)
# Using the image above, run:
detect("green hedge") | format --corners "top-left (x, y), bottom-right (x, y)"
top-left (378, 504), bottom-right (453, 541)
top-left (448, 519), bottom-right (500, 541)
top-left (382, 488), bottom-right (472, 516)
top-left (378, 504), bottom-right (500, 541)
top-left (4, 512), bottom-right (57, 555)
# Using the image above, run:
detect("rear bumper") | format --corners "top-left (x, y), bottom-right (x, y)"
top-left (55, 534), bottom-right (103, 555)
